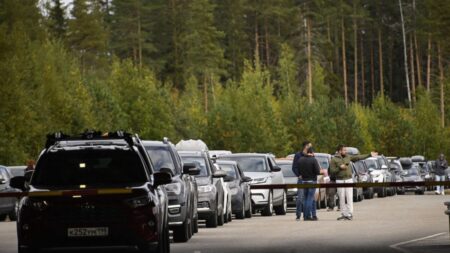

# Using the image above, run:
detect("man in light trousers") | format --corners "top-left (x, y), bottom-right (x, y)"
top-left (435, 153), bottom-right (448, 195)
top-left (330, 145), bottom-right (377, 220)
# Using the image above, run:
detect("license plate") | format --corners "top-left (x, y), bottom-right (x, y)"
top-left (67, 227), bottom-right (109, 237)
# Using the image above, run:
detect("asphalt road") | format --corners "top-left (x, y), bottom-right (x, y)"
top-left (0, 194), bottom-right (449, 253)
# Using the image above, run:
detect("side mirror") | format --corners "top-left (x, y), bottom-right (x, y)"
top-left (159, 167), bottom-right (174, 177)
top-left (183, 163), bottom-right (201, 176)
top-left (10, 176), bottom-right (26, 191)
top-left (271, 166), bottom-right (281, 172)
top-left (213, 170), bottom-right (227, 178)
top-left (224, 175), bottom-right (234, 182)
top-left (154, 172), bottom-right (172, 187)
top-left (242, 176), bottom-right (252, 183)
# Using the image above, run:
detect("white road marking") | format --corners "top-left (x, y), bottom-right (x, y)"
top-left (389, 232), bottom-right (448, 253)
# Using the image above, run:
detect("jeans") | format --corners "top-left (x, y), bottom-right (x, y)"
top-left (303, 180), bottom-right (316, 219)
top-left (435, 175), bottom-right (446, 194)
top-left (296, 179), bottom-right (304, 218)
top-left (337, 178), bottom-right (353, 217)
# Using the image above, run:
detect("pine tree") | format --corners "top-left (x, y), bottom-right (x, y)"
top-left (46, 0), bottom-right (67, 40)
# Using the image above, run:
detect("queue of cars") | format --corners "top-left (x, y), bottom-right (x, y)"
top-left (0, 133), bottom-right (447, 253)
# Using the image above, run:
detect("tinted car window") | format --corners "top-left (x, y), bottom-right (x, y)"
top-left (219, 164), bottom-right (238, 179)
top-left (221, 157), bottom-right (268, 173)
top-left (180, 156), bottom-right (210, 177)
top-left (32, 149), bottom-right (148, 187)
top-left (279, 164), bottom-right (296, 177)
top-left (146, 146), bottom-right (176, 174)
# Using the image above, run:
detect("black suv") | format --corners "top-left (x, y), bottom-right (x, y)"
top-left (10, 131), bottom-right (172, 253)
top-left (143, 139), bottom-right (200, 242)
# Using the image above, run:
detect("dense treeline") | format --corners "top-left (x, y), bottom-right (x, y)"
top-left (0, 0), bottom-right (449, 165)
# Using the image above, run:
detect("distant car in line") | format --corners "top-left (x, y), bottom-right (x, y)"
top-left (0, 166), bottom-right (20, 221)
top-left (275, 159), bottom-right (297, 207)
top-left (399, 158), bottom-right (425, 195)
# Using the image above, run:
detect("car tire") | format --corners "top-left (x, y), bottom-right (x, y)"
top-left (217, 208), bottom-right (224, 226)
top-left (275, 191), bottom-right (287, 215)
top-left (205, 210), bottom-right (218, 228)
top-left (378, 187), bottom-right (386, 198)
top-left (228, 212), bottom-right (232, 222)
top-left (245, 198), bottom-right (252, 218)
top-left (8, 200), bottom-right (18, 221)
top-left (236, 199), bottom-right (245, 219)
top-left (172, 218), bottom-right (190, 242)
top-left (261, 191), bottom-right (273, 216)
top-left (192, 217), bottom-right (198, 234)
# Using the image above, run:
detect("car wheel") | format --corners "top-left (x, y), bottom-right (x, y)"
top-left (275, 191), bottom-right (287, 215)
top-left (172, 218), bottom-right (190, 242)
top-left (228, 212), bottom-right (232, 222)
top-left (378, 187), bottom-right (386, 198)
top-left (192, 217), bottom-right (198, 234)
top-left (217, 208), bottom-right (225, 226)
top-left (8, 200), bottom-right (19, 221)
top-left (245, 198), bottom-right (252, 218)
top-left (261, 191), bottom-right (273, 216)
top-left (205, 210), bottom-right (218, 228)
top-left (236, 199), bottom-right (245, 219)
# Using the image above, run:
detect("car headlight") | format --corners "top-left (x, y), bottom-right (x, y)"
top-left (252, 177), bottom-right (270, 184)
top-left (230, 187), bottom-right (239, 195)
top-left (125, 195), bottom-right (153, 209)
top-left (198, 185), bottom-right (214, 193)
top-left (165, 182), bottom-right (182, 195)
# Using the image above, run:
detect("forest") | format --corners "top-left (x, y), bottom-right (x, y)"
top-left (0, 0), bottom-right (449, 165)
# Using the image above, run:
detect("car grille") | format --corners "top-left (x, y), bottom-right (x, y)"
top-left (197, 201), bottom-right (210, 209)
top-left (47, 204), bottom-right (126, 224)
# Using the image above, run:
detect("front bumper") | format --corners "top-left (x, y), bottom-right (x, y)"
top-left (250, 189), bottom-right (270, 208)
top-left (167, 203), bottom-right (187, 227)
top-left (196, 191), bottom-right (216, 219)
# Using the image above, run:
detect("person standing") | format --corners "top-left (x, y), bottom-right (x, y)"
top-left (298, 147), bottom-right (320, 221)
top-left (330, 145), bottom-right (377, 220)
top-left (292, 141), bottom-right (311, 221)
top-left (435, 154), bottom-right (448, 195)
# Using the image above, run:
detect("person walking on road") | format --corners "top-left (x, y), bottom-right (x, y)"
top-left (330, 145), bottom-right (377, 220)
top-left (435, 154), bottom-right (448, 195)
top-left (292, 141), bottom-right (312, 221)
top-left (298, 147), bottom-right (321, 221)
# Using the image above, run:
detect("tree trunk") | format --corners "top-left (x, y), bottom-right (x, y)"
top-left (307, 17), bottom-right (313, 104)
top-left (254, 15), bottom-right (260, 65)
top-left (370, 39), bottom-right (375, 100)
top-left (137, 9), bottom-right (142, 70)
top-left (389, 42), bottom-right (394, 97)
top-left (399, 0), bottom-right (411, 108)
top-left (204, 74), bottom-right (208, 114)
top-left (264, 16), bottom-right (270, 67)
top-left (426, 34), bottom-right (432, 92)
top-left (378, 28), bottom-right (384, 98)
top-left (414, 32), bottom-right (422, 88)
top-left (353, 15), bottom-right (358, 103)
top-left (438, 42), bottom-right (444, 127)
top-left (409, 34), bottom-right (416, 104)
top-left (341, 17), bottom-right (348, 106)
top-left (327, 17), bottom-right (333, 71)
top-left (361, 36), bottom-right (365, 105)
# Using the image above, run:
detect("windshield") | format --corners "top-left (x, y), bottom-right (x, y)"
top-left (32, 149), bottom-right (148, 188)
top-left (279, 163), bottom-right (296, 177)
top-left (220, 156), bottom-right (269, 173)
top-left (219, 164), bottom-right (237, 180)
top-left (180, 156), bottom-right (210, 177)
top-left (145, 146), bottom-right (176, 174)
top-left (365, 159), bottom-right (379, 170)
top-left (315, 156), bottom-right (329, 170)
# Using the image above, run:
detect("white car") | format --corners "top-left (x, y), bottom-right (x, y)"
top-left (218, 153), bottom-right (287, 216)
top-left (364, 157), bottom-right (389, 197)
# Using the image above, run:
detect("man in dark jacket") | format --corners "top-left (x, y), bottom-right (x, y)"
top-left (435, 154), bottom-right (448, 195)
top-left (292, 141), bottom-right (311, 221)
top-left (298, 147), bottom-right (320, 221)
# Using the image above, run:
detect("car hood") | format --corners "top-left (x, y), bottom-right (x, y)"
top-left (195, 176), bottom-right (212, 186)
top-left (243, 172), bottom-right (271, 179)
top-left (370, 170), bottom-right (384, 176)
top-left (284, 177), bottom-right (298, 184)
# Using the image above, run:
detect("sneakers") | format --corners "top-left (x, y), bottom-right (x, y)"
top-left (327, 207), bottom-right (334, 212)
top-left (312, 216), bottom-right (319, 221)
top-left (442, 192), bottom-right (445, 196)
top-left (435, 191), bottom-right (440, 195)
top-left (337, 215), bottom-right (352, 221)
top-left (304, 217), bottom-right (314, 221)
top-left (296, 216), bottom-right (300, 221)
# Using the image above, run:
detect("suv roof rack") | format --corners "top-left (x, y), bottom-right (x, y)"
top-left (45, 130), bottom-right (135, 149)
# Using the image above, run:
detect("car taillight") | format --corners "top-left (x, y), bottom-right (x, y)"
top-left (24, 198), bottom-right (49, 212)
